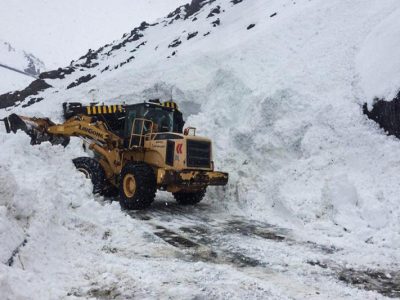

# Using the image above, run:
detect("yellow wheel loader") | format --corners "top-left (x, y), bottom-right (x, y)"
top-left (1, 100), bottom-right (228, 210)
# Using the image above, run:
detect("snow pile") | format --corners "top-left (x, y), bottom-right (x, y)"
top-left (188, 69), bottom-right (400, 252)
top-left (0, 132), bottom-right (94, 297)
top-left (0, 131), bottom-right (289, 298)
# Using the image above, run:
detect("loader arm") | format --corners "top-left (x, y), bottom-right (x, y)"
top-left (47, 115), bottom-right (122, 147)
top-left (2, 113), bottom-right (126, 176)
top-left (2, 113), bottom-right (123, 149)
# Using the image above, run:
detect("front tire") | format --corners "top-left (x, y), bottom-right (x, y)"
top-left (119, 163), bottom-right (156, 210)
top-left (173, 189), bottom-right (206, 205)
top-left (73, 157), bottom-right (106, 194)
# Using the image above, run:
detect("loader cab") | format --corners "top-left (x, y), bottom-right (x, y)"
top-left (123, 102), bottom-right (184, 146)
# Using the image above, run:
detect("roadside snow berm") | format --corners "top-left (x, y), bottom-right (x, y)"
top-left (1, 100), bottom-right (228, 209)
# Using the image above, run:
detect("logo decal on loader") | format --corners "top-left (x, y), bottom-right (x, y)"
top-left (176, 143), bottom-right (183, 154)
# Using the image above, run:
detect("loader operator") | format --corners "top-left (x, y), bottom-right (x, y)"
top-left (144, 108), bottom-right (172, 132)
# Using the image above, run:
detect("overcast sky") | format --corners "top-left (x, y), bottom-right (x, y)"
top-left (0, 0), bottom-right (187, 69)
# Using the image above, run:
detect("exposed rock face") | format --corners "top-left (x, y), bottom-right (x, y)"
top-left (39, 67), bottom-right (75, 80)
top-left (66, 74), bottom-right (96, 89)
top-left (0, 79), bottom-right (51, 109)
top-left (364, 91), bottom-right (400, 138)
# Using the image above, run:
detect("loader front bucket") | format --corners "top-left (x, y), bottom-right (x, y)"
top-left (2, 114), bottom-right (70, 146)
top-left (5, 114), bottom-right (30, 134)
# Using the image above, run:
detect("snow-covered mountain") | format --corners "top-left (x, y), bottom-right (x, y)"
top-left (0, 0), bottom-right (188, 69)
top-left (0, 40), bottom-right (45, 94)
top-left (0, 41), bottom-right (44, 76)
top-left (1, 0), bottom-right (400, 298)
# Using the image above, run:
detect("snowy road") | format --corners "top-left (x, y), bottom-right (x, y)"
top-left (104, 194), bottom-right (400, 299)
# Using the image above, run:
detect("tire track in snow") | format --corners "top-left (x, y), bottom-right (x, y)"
top-left (124, 202), bottom-right (347, 298)
top-left (124, 200), bottom-right (399, 298)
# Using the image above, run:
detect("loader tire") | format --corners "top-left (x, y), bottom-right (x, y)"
top-left (173, 189), bottom-right (206, 205)
top-left (102, 185), bottom-right (120, 198)
top-left (73, 157), bottom-right (107, 195)
top-left (119, 163), bottom-right (156, 210)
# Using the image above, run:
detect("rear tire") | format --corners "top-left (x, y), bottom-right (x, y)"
top-left (119, 163), bottom-right (156, 210)
top-left (73, 157), bottom-right (106, 194)
top-left (173, 189), bottom-right (206, 205)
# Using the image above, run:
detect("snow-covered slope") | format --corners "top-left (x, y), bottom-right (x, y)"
top-left (1, 0), bottom-right (400, 298)
top-left (0, 71), bottom-right (34, 96)
top-left (0, 40), bottom-right (45, 94)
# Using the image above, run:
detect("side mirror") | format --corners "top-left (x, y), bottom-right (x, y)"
top-left (184, 127), bottom-right (196, 136)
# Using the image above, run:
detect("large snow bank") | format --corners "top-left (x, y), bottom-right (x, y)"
top-left (0, 131), bottom-right (291, 298)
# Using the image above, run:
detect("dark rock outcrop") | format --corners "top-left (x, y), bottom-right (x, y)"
top-left (0, 79), bottom-right (52, 109)
top-left (212, 18), bottom-right (221, 27)
top-left (168, 0), bottom-right (217, 22)
top-left (187, 31), bottom-right (199, 40)
top-left (40, 67), bottom-right (75, 80)
top-left (66, 74), bottom-right (96, 89)
top-left (363, 91), bottom-right (400, 138)
top-left (207, 6), bottom-right (221, 18)
top-left (169, 38), bottom-right (182, 48)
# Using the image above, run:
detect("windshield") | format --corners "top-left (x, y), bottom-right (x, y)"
top-left (143, 107), bottom-right (174, 133)
top-left (125, 105), bottom-right (174, 137)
